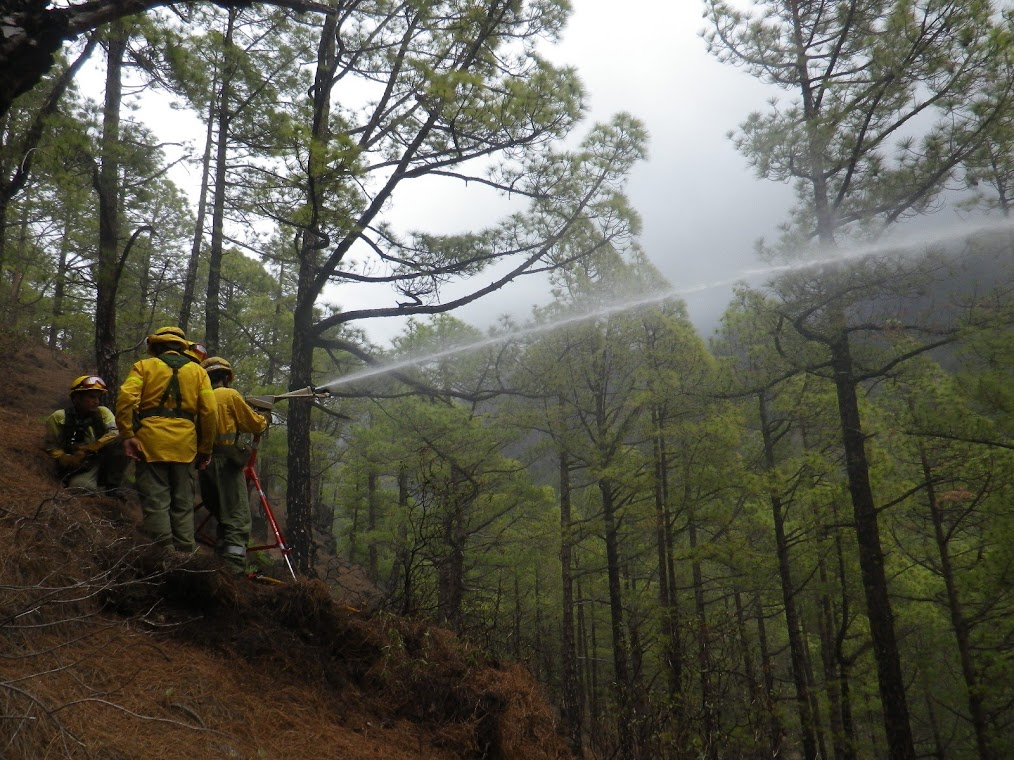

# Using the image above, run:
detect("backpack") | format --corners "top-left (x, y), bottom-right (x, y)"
top-left (137, 353), bottom-right (196, 422)
top-left (61, 407), bottom-right (106, 450)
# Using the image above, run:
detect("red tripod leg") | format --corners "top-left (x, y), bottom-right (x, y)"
top-left (244, 458), bottom-right (296, 580)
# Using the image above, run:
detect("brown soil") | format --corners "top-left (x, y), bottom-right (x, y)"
top-left (0, 346), bottom-right (571, 760)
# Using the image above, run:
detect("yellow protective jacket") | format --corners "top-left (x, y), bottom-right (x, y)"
top-left (211, 386), bottom-right (268, 446)
top-left (44, 406), bottom-right (118, 460)
top-left (116, 352), bottom-right (217, 463)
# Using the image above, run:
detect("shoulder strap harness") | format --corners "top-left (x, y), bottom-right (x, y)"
top-left (138, 353), bottom-right (195, 422)
top-left (62, 407), bottom-right (106, 449)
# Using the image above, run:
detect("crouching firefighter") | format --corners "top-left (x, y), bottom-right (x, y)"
top-left (44, 375), bottom-right (126, 493)
top-left (199, 356), bottom-right (269, 572)
top-left (116, 326), bottom-right (217, 553)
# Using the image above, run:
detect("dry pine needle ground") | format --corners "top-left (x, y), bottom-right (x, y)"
top-left (0, 346), bottom-right (570, 760)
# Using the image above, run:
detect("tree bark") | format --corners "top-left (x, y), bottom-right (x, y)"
top-left (287, 312), bottom-right (316, 573)
top-left (830, 334), bottom-right (915, 760)
top-left (918, 441), bottom-right (993, 760)
top-left (832, 524), bottom-right (858, 758)
top-left (94, 21), bottom-right (126, 387)
top-left (558, 448), bottom-right (583, 755)
top-left (754, 595), bottom-right (784, 756)
top-left (396, 468), bottom-right (413, 616)
top-left (686, 499), bottom-right (718, 760)
top-left (180, 65), bottom-right (218, 334)
top-left (652, 406), bottom-right (685, 717)
top-left (818, 549), bottom-right (852, 760)
top-left (286, 10), bottom-right (337, 572)
top-left (204, 7), bottom-right (237, 352)
top-left (437, 488), bottom-right (466, 632)
top-left (48, 203), bottom-right (73, 349)
top-left (733, 589), bottom-right (764, 743)
top-left (367, 467), bottom-right (379, 583)
top-left (759, 392), bottom-right (819, 760)
top-left (599, 477), bottom-right (633, 760)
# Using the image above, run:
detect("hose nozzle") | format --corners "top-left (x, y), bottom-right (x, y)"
top-left (245, 386), bottom-right (332, 410)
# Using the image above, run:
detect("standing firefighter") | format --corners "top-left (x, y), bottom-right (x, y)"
top-left (116, 326), bottom-right (217, 553)
top-left (44, 375), bottom-right (126, 493)
top-left (184, 341), bottom-right (208, 364)
top-left (200, 356), bottom-right (269, 572)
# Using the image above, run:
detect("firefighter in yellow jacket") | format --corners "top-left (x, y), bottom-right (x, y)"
top-left (116, 326), bottom-right (217, 553)
top-left (44, 375), bottom-right (125, 493)
top-left (199, 356), bottom-right (269, 571)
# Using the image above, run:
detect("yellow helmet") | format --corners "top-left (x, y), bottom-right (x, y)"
top-left (184, 341), bottom-right (208, 363)
top-left (201, 356), bottom-right (234, 383)
top-left (70, 375), bottom-right (107, 394)
top-left (146, 326), bottom-right (187, 355)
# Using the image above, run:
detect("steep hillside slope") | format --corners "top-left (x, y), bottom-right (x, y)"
top-left (0, 347), bottom-right (570, 760)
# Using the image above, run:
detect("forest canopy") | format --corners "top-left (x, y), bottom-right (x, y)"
top-left (1, 1), bottom-right (1013, 759)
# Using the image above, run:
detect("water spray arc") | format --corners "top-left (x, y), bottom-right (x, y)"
top-left (266, 219), bottom-right (1014, 399)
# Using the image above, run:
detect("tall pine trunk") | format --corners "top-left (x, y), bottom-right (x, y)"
top-left (287, 11), bottom-right (337, 572)
top-left (599, 477), bottom-right (633, 759)
top-left (759, 392), bottom-right (819, 759)
top-left (204, 7), bottom-right (237, 352)
top-left (652, 406), bottom-right (685, 719)
top-left (829, 334), bottom-right (914, 760)
top-left (733, 589), bottom-right (763, 744)
top-left (754, 595), bottom-right (784, 755)
top-left (47, 203), bottom-right (75, 348)
top-left (818, 549), bottom-right (852, 760)
top-left (558, 447), bottom-right (583, 755)
top-left (180, 65), bottom-right (218, 334)
top-left (918, 441), bottom-right (992, 760)
top-left (94, 21), bottom-right (126, 386)
top-left (687, 498), bottom-right (718, 760)
top-left (367, 468), bottom-right (379, 583)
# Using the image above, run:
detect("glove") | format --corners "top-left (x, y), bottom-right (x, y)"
top-left (58, 451), bottom-right (86, 469)
top-left (78, 440), bottom-right (102, 455)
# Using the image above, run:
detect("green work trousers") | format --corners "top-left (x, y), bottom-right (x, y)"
top-left (135, 460), bottom-right (197, 552)
top-left (63, 443), bottom-right (127, 493)
top-left (199, 452), bottom-right (250, 570)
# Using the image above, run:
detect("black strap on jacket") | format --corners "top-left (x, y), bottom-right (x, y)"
top-left (61, 407), bottom-right (106, 450)
top-left (137, 353), bottom-right (195, 422)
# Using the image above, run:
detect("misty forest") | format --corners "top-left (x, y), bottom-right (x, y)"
top-left (2, 0), bottom-right (1013, 758)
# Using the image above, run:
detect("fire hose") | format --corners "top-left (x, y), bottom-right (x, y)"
top-left (245, 385), bottom-right (332, 411)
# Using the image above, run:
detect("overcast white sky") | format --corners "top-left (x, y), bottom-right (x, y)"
top-left (123, 0), bottom-right (993, 348)
top-left (545, 0), bottom-right (796, 327)
top-left (132, 1), bottom-right (797, 344)
top-left (344, 0), bottom-right (797, 344)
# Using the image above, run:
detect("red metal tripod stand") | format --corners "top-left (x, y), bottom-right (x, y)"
top-left (196, 437), bottom-right (296, 580)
